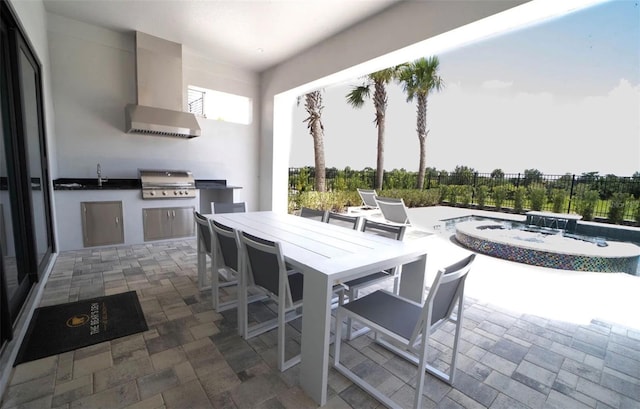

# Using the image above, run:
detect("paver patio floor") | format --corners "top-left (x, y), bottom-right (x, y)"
top-left (1, 206), bottom-right (638, 408)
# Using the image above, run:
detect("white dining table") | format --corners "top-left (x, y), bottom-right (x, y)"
top-left (207, 211), bottom-right (428, 406)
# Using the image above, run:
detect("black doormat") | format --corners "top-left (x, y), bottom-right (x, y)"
top-left (14, 291), bottom-right (148, 365)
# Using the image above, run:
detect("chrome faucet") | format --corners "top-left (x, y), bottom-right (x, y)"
top-left (97, 163), bottom-right (107, 187)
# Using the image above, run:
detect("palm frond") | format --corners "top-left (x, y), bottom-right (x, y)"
top-left (346, 85), bottom-right (370, 108)
top-left (397, 55), bottom-right (444, 100)
top-left (369, 68), bottom-right (394, 83)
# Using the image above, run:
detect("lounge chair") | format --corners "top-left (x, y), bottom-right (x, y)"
top-left (375, 195), bottom-right (410, 225)
top-left (357, 188), bottom-right (378, 209)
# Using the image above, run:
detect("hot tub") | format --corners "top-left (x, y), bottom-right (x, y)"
top-left (455, 220), bottom-right (640, 275)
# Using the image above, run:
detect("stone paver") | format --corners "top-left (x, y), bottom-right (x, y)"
top-left (0, 232), bottom-right (638, 409)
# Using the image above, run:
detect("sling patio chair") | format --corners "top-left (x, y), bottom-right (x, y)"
top-left (325, 211), bottom-right (361, 230)
top-left (341, 218), bottom-right (406, 340)
top-left (239, 231), bottom-right (305, 371)
top-left (299, 207), bottom-right (328, 222)
top-left (209, 219), bottom-right (266, 312)
top-left (194, 210), bottom-right (216, 290)
top-left (298, 208), bottom-right (347, 304)
top-left (333, 253), bottom-right (476, 409)
top-left (211, 201), bottom-right (247, 214)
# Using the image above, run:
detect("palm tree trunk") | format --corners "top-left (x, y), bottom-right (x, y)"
top-left (312, 125), bottom-right (326, 192)
top-left (373, 80), bottom-right (387, 190)
top-left (305, 91), bottom-right (326, 192)
top-left (416, 94), bottom-right (427, 189)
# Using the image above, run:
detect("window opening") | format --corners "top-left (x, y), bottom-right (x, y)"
top-left (188, 86), bottom-right (252, 125)
top-left (187, 87), bottom-right (205, 117)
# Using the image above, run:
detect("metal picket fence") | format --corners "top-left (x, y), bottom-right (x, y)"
top-left (289, 167), bottom-right (640, 220)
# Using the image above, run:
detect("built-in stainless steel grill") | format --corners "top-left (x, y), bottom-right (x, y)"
top-left (139, 169), bottom-right (196, 199)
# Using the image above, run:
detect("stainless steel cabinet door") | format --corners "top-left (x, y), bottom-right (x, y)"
top-left (170, 207), bottom-right (195, 238)
top-left (142, 208), bottom-right (173, 241)
top-left (143, 206), bottom-right (194, 241)
top-left (81, 201), bottom-right (124, 247)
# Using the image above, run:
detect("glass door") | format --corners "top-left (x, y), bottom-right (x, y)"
top-left (0, 16), bottom-right (21, 346)
top-left (0, 2), bottom-right (54, 348)
top-left (17, 38), bottom-right (53, 273)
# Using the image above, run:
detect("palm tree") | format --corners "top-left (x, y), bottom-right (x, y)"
top-left (346, 67), bottom-right (402, 190)
top-left (303, 90), bottom-right (326, 192)
top-left (398, 56), bottom-right (444, 190)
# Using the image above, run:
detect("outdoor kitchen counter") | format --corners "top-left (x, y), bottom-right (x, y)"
top-left (53, 178), bottom-right (243, 251)
top-left (195, 179), bottom-right (241, 190)
top-left (195, 179), bottom-right (243, 210)
top-left (53, 178), bottom-right (140, 190)
top-left (53, 178), bottom-right (242, 190)
top-left (54, 183), bottom-right (198, 251)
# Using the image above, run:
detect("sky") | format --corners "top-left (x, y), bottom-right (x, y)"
top-left (289, 0), bottom-right (640, 176)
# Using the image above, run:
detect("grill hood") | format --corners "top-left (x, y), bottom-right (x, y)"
top-left (125, 32), bottom-right (201, 138)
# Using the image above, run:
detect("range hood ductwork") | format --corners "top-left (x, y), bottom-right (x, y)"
top-left (125, 32), bottom-right (201, 138)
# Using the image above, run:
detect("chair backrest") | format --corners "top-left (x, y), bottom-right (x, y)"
top-left (326, 212), bottom-right (360, 230)
top-left (212, 202), bottom-right (247, 214)
top-left (299, 207), bottom-right (327, 222)
top-left (194, 211), bottom-right (212, 252)
top-left (410, 253), bottom-right (476, 344)
top-left (361, 219), bottom-right (406, 241)
top-left (375, 196), bottom-right (410, 225)
top-left (357, 188), bottom-right (378, 208)
top-left (210, 219), bottom-right (240, 271)
top-left (240, 231), bottom-right (294, 306)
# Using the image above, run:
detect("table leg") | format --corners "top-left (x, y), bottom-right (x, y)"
top-left (299, 271), bottom-right (332, 406)
top-left (397, 254), bottom-right (427, 303)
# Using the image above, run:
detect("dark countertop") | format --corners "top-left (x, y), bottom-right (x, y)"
top-left (54, 178), bottom-right (140, 190)
top-left (196, 179), bottom-right (242, 190)
top-left (53, 178), bottom-right (241, 190)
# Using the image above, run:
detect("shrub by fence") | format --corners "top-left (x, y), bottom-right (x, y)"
top-left (289, 167), bottom-right (640, 223)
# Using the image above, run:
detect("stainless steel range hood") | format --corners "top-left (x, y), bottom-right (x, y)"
top-left (125, 104), bottom-right (200, 137)
top-left (125, 32), bottom-right (201, 138)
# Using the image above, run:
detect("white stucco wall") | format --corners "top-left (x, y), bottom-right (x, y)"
top-left (183, 50), bottom-right (260, 209)
top-left (259, 0), bottom-right (529, 212)
top-left (46, 13), bottom-right (260, 209)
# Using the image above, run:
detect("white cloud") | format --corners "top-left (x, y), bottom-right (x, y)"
top-left (481, 79), bottom-right (514, 89)
top-left (428, 79), bottom-right (640, 175)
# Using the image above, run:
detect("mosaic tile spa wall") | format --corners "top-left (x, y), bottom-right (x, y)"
top-left (456, 231), bottom-right (639, 275)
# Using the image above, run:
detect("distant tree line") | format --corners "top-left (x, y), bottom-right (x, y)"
top-left (289, 166), bottom-right (640, 224)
